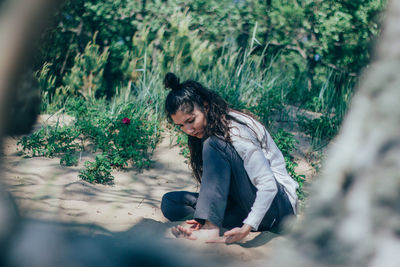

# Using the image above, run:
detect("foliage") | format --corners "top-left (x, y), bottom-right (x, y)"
top-left (34, 0), bottom-right (387, 148)
top-left (297, 115), bottom-right (340, 147)
top-left (79, 154), bottom-right (114, 184)
top-left (29, 0), bottom-right (388, 187)
top-left (19, 81), bottom-right (161, 184)
top-left (60, 152), bottom-right (78, 166)
top-left (62, 35), bottom-right (109, 99)
top-left (37, 63), bottom-right (57, 111)
top-left (272, 128), bottom-right (298, 159)
top-left (272, 128), bottom-right (305, 199)
top-left (36, 0), bottom-right (387, 98)
top-left (175, 131), bottom-right (190, 160)
top-left (17, 125), bottom-right (80, 158)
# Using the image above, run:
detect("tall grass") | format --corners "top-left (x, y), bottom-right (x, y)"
top-left (297, 71), bottom-right (355, 148)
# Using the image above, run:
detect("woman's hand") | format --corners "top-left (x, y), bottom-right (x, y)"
top-left (171, 220), bottom-right (202, 239)
top-left (206, 224), bottom-right (252, 244)
top-left (185, 219), bottom-right (203, 230)
top-left (171, 220), bottom-right (220, 241)
top-left (222, 224), bottom-right (252, 243)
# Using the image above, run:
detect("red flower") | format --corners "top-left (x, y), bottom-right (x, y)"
top-left (122, 117), bottom-right (131, 125)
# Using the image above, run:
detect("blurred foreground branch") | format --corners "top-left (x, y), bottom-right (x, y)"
top-left (0, 0), bottom-right (65, 254)
top-left (0, 0), bottom-right (66, 138)
top-left (266, 1), bottom-right (400, 266)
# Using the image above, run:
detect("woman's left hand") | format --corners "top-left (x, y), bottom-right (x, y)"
top-left (206, 224), bottom-right (252, 244)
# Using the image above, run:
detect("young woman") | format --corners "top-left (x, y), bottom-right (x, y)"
top-left (160, 72), bottom-right (298, 243)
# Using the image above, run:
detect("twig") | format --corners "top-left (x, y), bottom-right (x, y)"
top-left (137, 198), bottom-right (144, 208)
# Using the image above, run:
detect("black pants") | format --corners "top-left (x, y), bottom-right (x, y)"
top-left (161, 136), bottom-right (294, 231)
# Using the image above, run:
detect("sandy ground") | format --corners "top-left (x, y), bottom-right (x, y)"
top-left (1, 115), bottom-right (316, 264)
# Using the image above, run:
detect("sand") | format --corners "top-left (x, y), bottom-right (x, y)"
top-left (1, 116), bottom-right (315, 264)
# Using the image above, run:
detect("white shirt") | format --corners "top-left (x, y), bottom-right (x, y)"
top-left (229, 111), bottom-right (299, 230)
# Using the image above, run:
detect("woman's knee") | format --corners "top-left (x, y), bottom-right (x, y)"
top-left (203, 136), bottom-right (224, 148)
top-left (160, 192), bottom-right (176, 218)
top-left (202, 136), bottom-right (230, 157)
top-left (160, 191), bottom-right (197, 221)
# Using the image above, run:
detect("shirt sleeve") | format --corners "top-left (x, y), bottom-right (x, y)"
top-left (230, 124), bottom-right (277, 230)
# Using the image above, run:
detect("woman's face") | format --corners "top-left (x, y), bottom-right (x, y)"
top-left (171, 105), bottom-right (207, 139)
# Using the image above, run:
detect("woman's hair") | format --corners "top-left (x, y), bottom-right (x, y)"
top-left (164, 72), bottom-right (232, 183)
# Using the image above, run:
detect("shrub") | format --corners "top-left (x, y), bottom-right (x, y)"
top-left (272, 128), bottom-right (306, 199)
top-left (79, 154), bottom-right (114, 184)
top-left (60, 152), bottom-right (78, 166)
top-left (297, 115), bottom-right (339, 147)
top-left (18, 95), bottom-right (160, 184)
top-left (17, 125), bottom-right (80, 158)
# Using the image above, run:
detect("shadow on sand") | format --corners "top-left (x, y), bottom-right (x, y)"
top-left (3, 217), bottom-right (236, 267)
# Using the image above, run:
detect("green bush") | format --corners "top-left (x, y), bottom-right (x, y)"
top-left (17, 125), bottom-right (80, 158)
top-left (79, 154), bottom-right (114, 184)
top-left (272, 128), bottom-right (305, 199)
top-left (297, 115), bottom-right (339, 147)
top-left (60, 152), bottom-right (78, 166)
top-left (19, 93), bottom-right (160, 184)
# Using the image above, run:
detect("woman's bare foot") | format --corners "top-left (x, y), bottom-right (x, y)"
top-left (171, 225), bottom-right (197, 240)
top-left (171, 220), bottom-right (220, 241)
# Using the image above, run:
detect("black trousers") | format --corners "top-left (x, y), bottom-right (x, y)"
top-left (161, 136), bottom-right (294, 231)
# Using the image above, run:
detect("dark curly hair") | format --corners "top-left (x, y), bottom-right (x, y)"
top-left (164, 72), bottom-right (235, 183)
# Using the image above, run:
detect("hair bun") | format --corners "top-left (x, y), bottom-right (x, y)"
top-left (164, 72), bottom-right (181, 91)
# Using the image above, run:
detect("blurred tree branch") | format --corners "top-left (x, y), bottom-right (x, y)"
top-left (0, 0), bottom-right (66, 248)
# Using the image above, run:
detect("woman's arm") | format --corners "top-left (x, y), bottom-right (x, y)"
top-left (230, 119), bottom-right (278, 231)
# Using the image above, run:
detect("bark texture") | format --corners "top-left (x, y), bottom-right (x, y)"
top-left (267, 1), bottom-right (400, 266)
